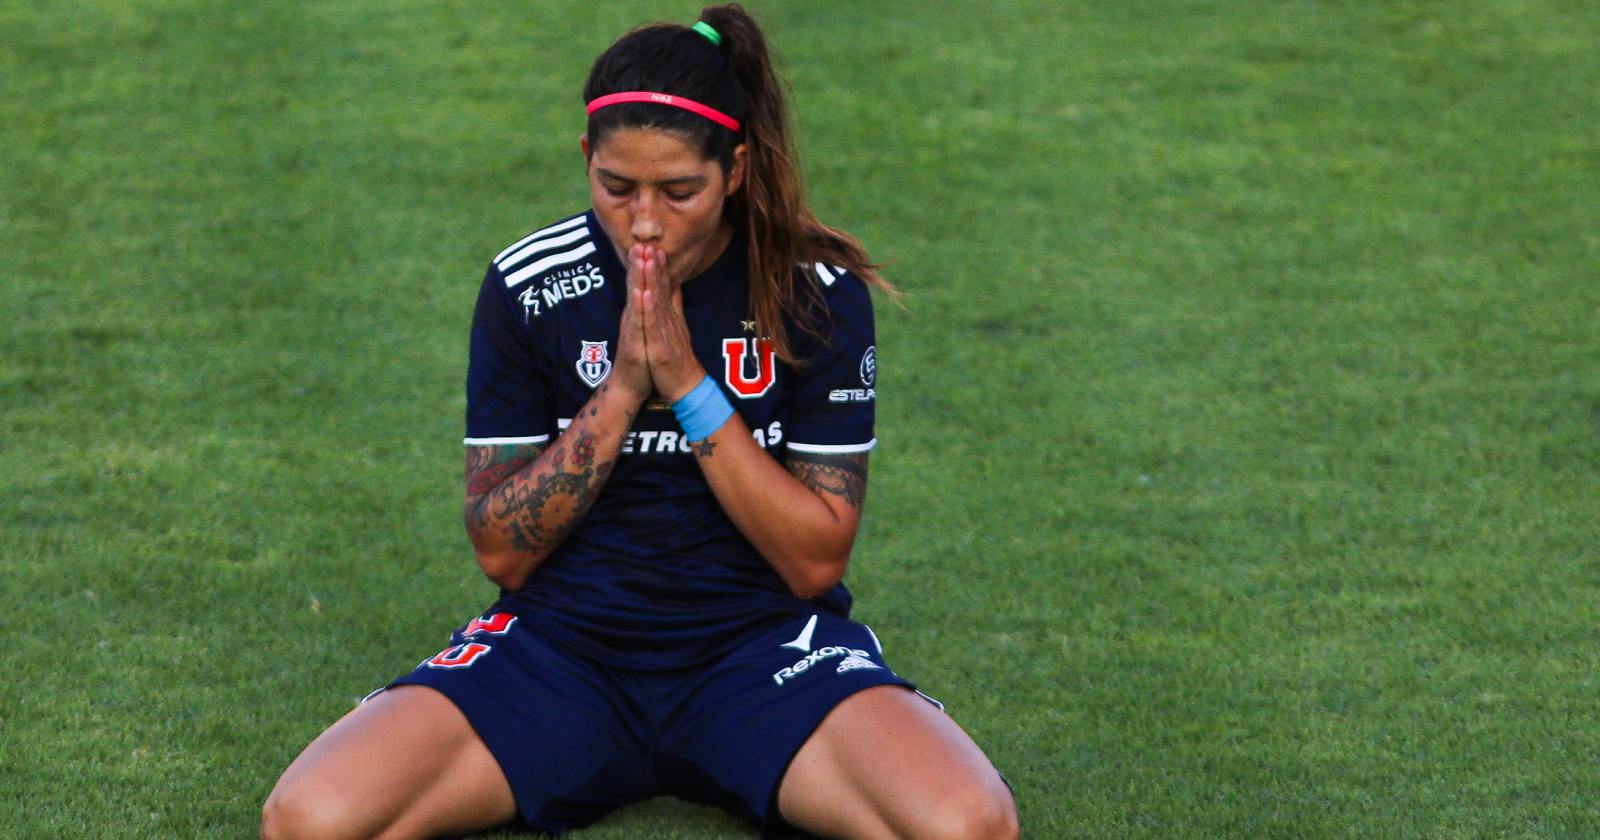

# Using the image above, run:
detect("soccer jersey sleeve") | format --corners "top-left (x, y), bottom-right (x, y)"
top-left (783, 266), bottom-right (878, 454)
top-left (464, 264), bottom-right (552, 445)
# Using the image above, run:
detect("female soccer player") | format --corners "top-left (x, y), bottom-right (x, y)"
top-left (262, 6), bottom-right (1017, 839)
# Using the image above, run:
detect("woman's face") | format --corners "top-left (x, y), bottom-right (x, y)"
top-left (584, 127), bottom-right (746, 286)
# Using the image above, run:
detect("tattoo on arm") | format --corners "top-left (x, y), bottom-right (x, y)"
top-left (785, 451), bottom-right (869, 510)
top-left (486, 433), bottom-right (610, 555)
top-left (690, 439), bottom-right (717, 458)
top-left (465, 444), bottom-right (543, 496)
top-left (464, 443), bottom-right (543, 536)
top-left (464, 411), bottom-right (628, 560)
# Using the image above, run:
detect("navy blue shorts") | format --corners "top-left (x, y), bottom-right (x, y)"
top-left (384, 610), bottom-right (922, 835)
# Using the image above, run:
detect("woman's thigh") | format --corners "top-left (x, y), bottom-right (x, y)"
top-left (261, 685), bottom-right (517, 840)
top-left (776, 685), bottom-right (1018, 840)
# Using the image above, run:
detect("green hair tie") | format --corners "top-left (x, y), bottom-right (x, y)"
top-left (692, 20), bottom-right (723, 46)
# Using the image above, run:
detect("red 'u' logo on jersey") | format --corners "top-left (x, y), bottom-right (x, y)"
top-left (721, 337), bottom-right (776, 398)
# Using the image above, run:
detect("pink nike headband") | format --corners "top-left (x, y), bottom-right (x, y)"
top-left (585, 91), bottom-right (742, 133)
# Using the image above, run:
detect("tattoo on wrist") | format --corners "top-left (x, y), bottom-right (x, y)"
top-left (690, 439), bottom-right (717, 458)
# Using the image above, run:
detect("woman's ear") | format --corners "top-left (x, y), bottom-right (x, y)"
top-left (580, 134), bottom-right (591, 162)
top-left (726, 144), bottom-right (749, 195)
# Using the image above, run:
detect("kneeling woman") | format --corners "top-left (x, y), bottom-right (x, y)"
top-left (263, 6), bottom-right (1017, 838)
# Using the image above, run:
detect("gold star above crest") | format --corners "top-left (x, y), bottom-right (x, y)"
top-left (740, 319), bottom-right (758, 333)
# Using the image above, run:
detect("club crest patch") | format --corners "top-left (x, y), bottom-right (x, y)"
top-left (721, 337), bottom-right (777, 398)
top-left (576, 340), bottom-right (612, 388)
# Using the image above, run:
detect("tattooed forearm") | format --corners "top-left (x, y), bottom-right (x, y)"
top-left (465, 427), bottom-right (620, 563)
top-left (460, 381), bottom-right (642, 589)
top-left (785, 451), bottom-right (869, 510)
top-left (690, 439), bottom-right (717, 458)
top-left (487, 433), bottom-right (613, 555)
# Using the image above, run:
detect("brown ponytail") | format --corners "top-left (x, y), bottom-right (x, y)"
top-left (585, 4), bottom-right (900, 365)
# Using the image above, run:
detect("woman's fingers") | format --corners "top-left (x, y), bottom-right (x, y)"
top-left (610, 249), bottom-right (656, 402)
top-left (638, 245), bottom-right (667, 324)
top-left (628, 243), bottom-right (656, 300)
top-left (634, 248), bottom-right (702, 402)
top-left (631, 243), bottom-right (695, 381)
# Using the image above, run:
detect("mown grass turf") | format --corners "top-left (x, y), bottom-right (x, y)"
top-left (3, 1), bottom-right (1599, 837)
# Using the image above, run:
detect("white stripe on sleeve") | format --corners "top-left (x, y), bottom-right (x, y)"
top-left (496, 226), bottom-right (591, 271)
top-left (785, 438), bottom-right (877, 454)
top-left (463, 434), bottom-right (551, 446)
top-left (493, 215), bottom-right (587, 264)
top-left (503, 242), bottom-right (599, 287)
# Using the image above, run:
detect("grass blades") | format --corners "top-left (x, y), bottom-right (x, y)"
top-left (3, 1), bottom-right (1598, 837)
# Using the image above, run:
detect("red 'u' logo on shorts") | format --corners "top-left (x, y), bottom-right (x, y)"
top-left (463, 613), bottom-right (517, 637)
top-left (427, 643), bottom-right (491, 669)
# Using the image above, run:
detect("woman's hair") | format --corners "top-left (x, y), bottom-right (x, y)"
top-left (584, 3), bottom-right (899, 364)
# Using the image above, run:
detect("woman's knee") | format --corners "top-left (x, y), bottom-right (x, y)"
top-left (908, 777), bottom-right (1019, 840)
top-left (260, 779), bottom-right (370, 840)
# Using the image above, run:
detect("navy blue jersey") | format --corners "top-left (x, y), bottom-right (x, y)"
top-left (465, 211), bottom-right (879, 669)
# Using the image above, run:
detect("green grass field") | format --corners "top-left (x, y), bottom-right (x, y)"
top-left (4, 1), bottom-right (1599, 837)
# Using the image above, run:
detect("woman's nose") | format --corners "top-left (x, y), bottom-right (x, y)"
top-left (631, 195), bottom-right (662, 243)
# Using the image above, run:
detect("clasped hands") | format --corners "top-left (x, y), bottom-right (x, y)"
top-left (613, 243), bottom-right (705, 406)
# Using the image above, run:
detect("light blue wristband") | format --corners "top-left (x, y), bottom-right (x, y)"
top-left (673, 375), bottom-right (735, 442)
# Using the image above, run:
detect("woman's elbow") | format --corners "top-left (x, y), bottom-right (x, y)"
top-left (783, 553), bottom-right (850, 600)
top-left (473, 548), bottom-right (531, 590)
top-left (463, 507), bottom-right (533, 589)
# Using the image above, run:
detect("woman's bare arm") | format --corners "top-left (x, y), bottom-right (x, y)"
top-left (631, 244), bottom-right (865, 598)
top-left (689, 416), bottom-right (867, 598)
top-left (463, 262), bottom-right (653, 590)
top-left (462, 382), bottom-right (644, 590)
